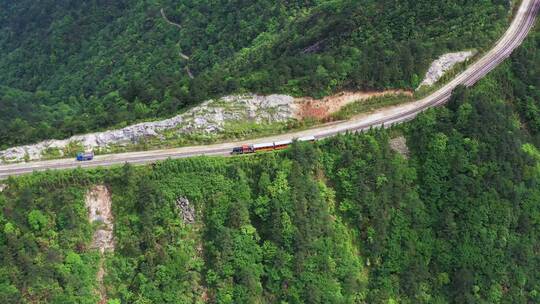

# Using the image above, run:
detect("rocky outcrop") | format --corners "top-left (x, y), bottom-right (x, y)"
top-left (419, 51), bottom-right (476, 88)
top-left (0, 114), bottom-right (183, 162)
top-left (389, 136), bottom-right (409, 159)
top-left (0, 90), bottom-right (410, 163)
top-left (0, 94), bottom-right (296, 163)
top-left (175, 197), bottom-right (195, 224)
top-left (85, 185), bottom-right (114, 304)
top-left (86, 185), bottom-right (115, 253)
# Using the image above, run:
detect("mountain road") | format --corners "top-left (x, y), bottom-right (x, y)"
top-left (1, 0), bottom-right (539, 179)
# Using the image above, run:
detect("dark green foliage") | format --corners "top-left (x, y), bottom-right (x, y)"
top-left (1, 20), bottom-right (540, 303)
top-left (0, 172), bottom-right (98, 303)
top-left (506, 25), bottom-right (540, 143)
top-left (0, 0), bottom-right (508, 148)
top-left (105, 171), bottom-right (203, 303)
top-left (401, 76), bottom-right (540, 303)
top-left (2, 90), bottom-right (540, 303)
top-left (102, 150), bottom-right (365, 303)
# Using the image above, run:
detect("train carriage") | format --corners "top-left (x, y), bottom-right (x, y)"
top-left (252, 142), bottom-right (275, 152)
top-left (231, 136), bottom-right (316, 154)
top-left (273, 140), bottom-right (293, 150)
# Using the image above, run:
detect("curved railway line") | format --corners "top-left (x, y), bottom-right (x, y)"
top-left (0, 0), bottom-right (539, 179)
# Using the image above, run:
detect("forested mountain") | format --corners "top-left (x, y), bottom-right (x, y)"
top-left (1, 22), bottom-right (539, 303)
top-left (0, 0), bottom-right (510, 148)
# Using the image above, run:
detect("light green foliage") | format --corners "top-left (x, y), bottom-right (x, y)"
top-left (3, 223), bottom-right (15, 235)
top-left (400, 49), bottom-right (540, 302)
top-left (27, 210), bottom-right (48, 231)
top-left (1, 21), bottom-right (540, 303)
top-left (332, 94), bottom-right (415, 120)
top-left (0, 0), bottom-right (509, 147)
top-left (0, 174), bottom-right (97, 303)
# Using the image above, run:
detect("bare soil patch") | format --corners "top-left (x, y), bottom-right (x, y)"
top-left (295, 90), bottom-right (413, 120)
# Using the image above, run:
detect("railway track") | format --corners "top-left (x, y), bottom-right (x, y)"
top-left (0, 0), bottom-right (539, 179)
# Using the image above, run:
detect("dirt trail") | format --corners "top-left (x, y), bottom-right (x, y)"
top-left (161, 8), bottom-right (194, 79)
top-left (160, 8), bottom-right (182, 29)
top-left (85, 185), bottom-right (115, 304)
top-left (294, 90), bottom-right (413, 120)
top-left (186, 66), bottom-right (194, 78)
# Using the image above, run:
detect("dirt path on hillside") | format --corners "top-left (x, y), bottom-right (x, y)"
top-left (85, 185), bottom-right (115, 304)
top-left (160, 8), bottom-right (182, 30)
top-left (161, 8), bottom-right (194, 79)
top-left (294, 90), bottom-right (413, 120)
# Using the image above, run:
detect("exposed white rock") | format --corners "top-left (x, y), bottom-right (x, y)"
top-left (86, 185), bottom-right (115, 253)
top-left (176, 197), bottom-right (196, 224)
top-left (0, 94), bottom-right (296, 163)
top-left (0, 184), bottom-right (6, 192)
top-left (389, 136), bottom-right (409, 159)
top-left (418, 51), bottom-right (476, 88)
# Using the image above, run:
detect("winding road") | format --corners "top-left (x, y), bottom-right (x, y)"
top-left (1, 0), bottom-right (539, 179)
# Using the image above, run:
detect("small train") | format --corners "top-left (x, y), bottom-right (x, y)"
top-left (231, 136), bottom-right (316, 154)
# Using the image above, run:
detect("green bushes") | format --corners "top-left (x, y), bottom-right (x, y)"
top-left (0, 0), bottom-right (509, 147)
top-left (2, 104), bottom-right (540, 303)
top-left (1, 25), bottom-right (540, 302)
top-left (0, 173), bottom-right (99, 303)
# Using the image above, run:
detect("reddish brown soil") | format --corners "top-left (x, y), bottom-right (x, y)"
top-left (295, 90), bottom-right (413, 120)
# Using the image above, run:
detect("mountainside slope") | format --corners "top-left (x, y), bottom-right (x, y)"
top-left (1, 20), bottom-right (540, 302)
top-left (0, 0), bottom-right (511, 148)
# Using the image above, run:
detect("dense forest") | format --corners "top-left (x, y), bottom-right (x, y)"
top-left (0, 0), bottom-right (511, 148)
top-left (1, 23), bottom-right (540, 302)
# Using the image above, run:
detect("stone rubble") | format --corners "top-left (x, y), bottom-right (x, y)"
top-left (85, 185), bottom-right (114, 304)
top-left (389, 136), bottom-right (410, 159)
top-left (176, 197), bottom-right (195, 224)
top-left (86, 185), bottom-right (115, 253)
top-left (0, 94), bottom-right (296, 163)
top-left (418, 51), bottom-right (476, 88)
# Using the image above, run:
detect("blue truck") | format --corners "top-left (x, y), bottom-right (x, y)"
top-left (76, 152), bottom-right (94, 161)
